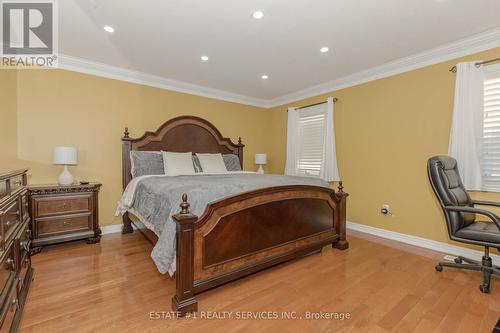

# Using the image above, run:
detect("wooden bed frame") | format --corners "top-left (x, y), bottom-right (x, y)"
top-left (121, 115), bottom-right (348, 315)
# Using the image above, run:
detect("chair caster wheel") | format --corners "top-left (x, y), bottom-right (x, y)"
top-left (479, 284), bottom-right (490, 293)
top-left (454, 257), bottom-right (462, 264)
top-left (435, 265), bottom-right (443, 272)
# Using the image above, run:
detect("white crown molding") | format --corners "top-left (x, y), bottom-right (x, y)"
top-left (57, 54), bottom-right (269, 108)
top-left (267, 28), bottom-right (500, 108)
top-left (347, 221), bottom-right (500, 265)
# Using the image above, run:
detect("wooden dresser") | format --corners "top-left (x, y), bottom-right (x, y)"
top-left (28, 183), bottom-right (102, 253)
top-left (0, 169), bottom-right (33, 333)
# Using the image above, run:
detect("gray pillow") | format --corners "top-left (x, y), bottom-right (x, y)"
top-left (223, 154), bottom-right (242, 171)
top-left (130, 151), bottom-right (164, 178)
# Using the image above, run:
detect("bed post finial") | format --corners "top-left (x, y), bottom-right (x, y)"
top-left (180, 193), bottom-right (190, 214)
top-left (338, 181), bottom-right (344, 193)
top-left (238, 136), bottom-right (242, 145)
top-left (124, 127), bottom-right (130, 138)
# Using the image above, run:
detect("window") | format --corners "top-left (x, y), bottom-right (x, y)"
top-left (285, 97), bottom-right (339, 181)
top-left (482, 65), bottom-right (500, 191)
top-left (296, 104), bottom-right (326, 176)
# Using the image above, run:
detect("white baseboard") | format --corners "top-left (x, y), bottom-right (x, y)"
top-left (347, 221), bottom-right (500, 265)
top-left (101, 224), bottom-right (123, 235)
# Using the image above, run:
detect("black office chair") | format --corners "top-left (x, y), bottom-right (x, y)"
top-left (428, 156), bottom-right (500, 293)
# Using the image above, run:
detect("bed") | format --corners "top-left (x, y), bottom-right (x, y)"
top-left (119, 115), bottom-right (348, 315)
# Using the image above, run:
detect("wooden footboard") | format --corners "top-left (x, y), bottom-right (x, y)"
top-left (172, 183), bottom-right (348, 314)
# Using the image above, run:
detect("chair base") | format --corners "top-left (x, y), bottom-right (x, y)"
top-left (435, 254), bottom-right (500, 293)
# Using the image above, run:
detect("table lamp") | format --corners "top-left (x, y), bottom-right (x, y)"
top-left (53, 147), bottom-right (77, 185)
top-left (255, 153), bottom-right (267, 174)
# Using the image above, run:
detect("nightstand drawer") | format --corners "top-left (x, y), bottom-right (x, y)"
top-left (37, 214), bottom-right (91, 237)
top-left (35, 194), bottom-right (91, 217)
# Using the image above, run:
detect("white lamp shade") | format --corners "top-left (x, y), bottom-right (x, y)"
top-left (53, 147), bottom-right (77, 165)
top-left (255, 153), bottom-right (267, 165)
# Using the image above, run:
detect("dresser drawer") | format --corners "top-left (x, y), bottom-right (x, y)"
top-left (0, 181), bottom-right (6, 203)
top-left (37, 214), bottom-right (91, 237)
top-left (0, 283), bottom-right (17, 333)
top-left (17, 256), bottom-right (30, 297)
top-left (21, 193), bottom-right (29, 223)
top-left (0, 201), bottom-right (21, 247)
top-left (14, 223), bottom-right (30, 274)
top-left (9, 175), bottom-right (23, 193)
top-left (35, 194), bottom-right (91, 217)
top-left (0, 247), bottom-right (15, 304)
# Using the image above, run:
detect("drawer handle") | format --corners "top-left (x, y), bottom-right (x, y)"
top-left (5, 258), bottom-right (14, 271)
top-left (5, 220), bottom-right (11, 227)
top-left (10, 298), bottom-right (18, 312)
top-left (21, 240), bottom-right (30, 252)
top-left (63, 221), bottom-right (71, 226)
top-left (62, 203), bottom-right (68, 209)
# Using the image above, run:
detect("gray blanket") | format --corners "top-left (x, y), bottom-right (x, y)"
top-left (128, 173), bottom-right (330, 275)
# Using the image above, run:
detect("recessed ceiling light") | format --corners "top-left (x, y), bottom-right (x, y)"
top-left (320, 47), bottom-right (329, 53)
top-left (253, 11), bottom-right (264, 19)
top-left (103, 25), bottom-right (115, 33)
top-left (261, 74), bottom-right (268, 80)
top-left (201, 55), bottom-right (209, 61)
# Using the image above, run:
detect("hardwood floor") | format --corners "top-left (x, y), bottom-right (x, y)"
top-left (19, 230), bottom-right (500, 333)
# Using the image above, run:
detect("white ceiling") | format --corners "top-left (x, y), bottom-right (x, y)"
top-left (59, 0), bottom-right (500, 105)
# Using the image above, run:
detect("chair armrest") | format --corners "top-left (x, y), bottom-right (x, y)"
top-left (472, 200), bottom-right (500, 208)
top-left (445, 205), bottom-right (500, 230)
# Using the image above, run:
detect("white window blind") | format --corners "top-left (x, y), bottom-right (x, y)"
top-left (296, 104), bottom-right (326, 176)
top-left (482, 69), bottom-right (500, 191)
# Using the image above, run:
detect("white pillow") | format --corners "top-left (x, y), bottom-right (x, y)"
top-left (196, 153), bottom-right (227, 173)
top-left (161, 152), bottom-right (195, 176)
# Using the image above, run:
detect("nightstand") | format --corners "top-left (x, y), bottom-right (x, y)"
top-left (28, 183), bottom-right (102, 253)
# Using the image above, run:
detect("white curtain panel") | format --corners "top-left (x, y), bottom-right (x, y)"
top-left (448, 61), bottom-right (484, 190)
top-left (320, 97), bottom-right (340, 182)
top-left (285, 107), bottom-right (299, 176)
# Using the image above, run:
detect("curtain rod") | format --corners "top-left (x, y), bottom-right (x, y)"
top-left (288, 98), bottom-right (338, 111)
top-left (449, 57), bottom-right (500, 73)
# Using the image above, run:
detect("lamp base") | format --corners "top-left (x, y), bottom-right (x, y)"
top-left (58, 165), bottom-right (74, 185)
top-left (257, 165), bottom-right (265, 174)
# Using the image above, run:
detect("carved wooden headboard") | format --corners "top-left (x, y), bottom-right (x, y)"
top-left (122, 116), bottom-right (244, 190)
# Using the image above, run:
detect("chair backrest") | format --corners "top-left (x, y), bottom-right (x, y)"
top-left (427, 156), bottom-right (475, 236)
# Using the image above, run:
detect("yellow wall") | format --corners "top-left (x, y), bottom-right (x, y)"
top-left (0, 70), bottom-right (18, 160)
top-left (267, 47), bottom-right (500, 251)
top-left (14, 69), bottom-right (269, 226)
